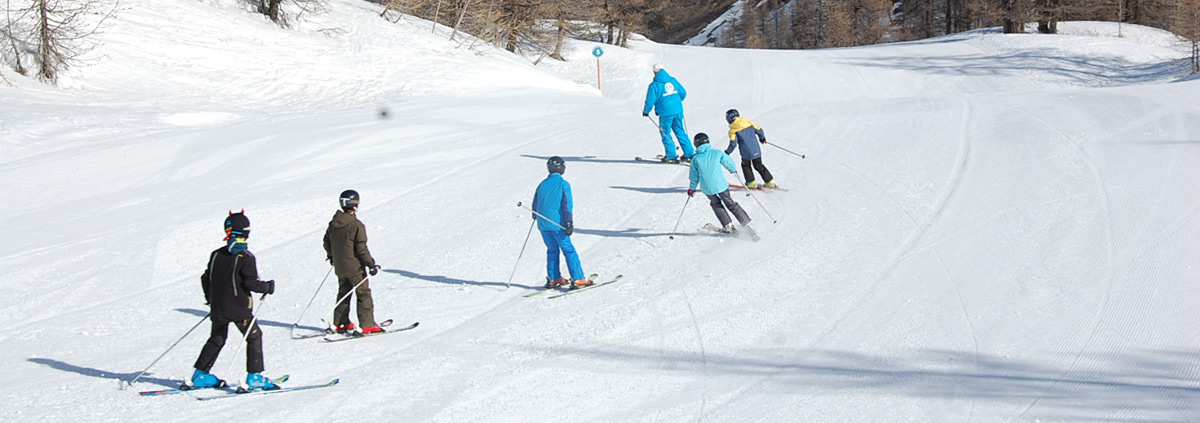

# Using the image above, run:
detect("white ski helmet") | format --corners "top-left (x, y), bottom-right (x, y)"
top-left (652, 63), bottom-right (664, 74)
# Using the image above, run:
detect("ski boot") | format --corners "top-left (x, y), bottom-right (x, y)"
top-left (544, 277), bottom-right (569, 289)
top-left (745, 180), bottom-right (759, 190)
top-left (764, 180), bottom-right (776, 189)
top-left (335, 323), bottom-right (356, 334)
top-left (188, 369), bottom-right (223, 389)
top-left (722, 222), bottom-right (738, 234)
top-left (660, 157), bottom-right (680, 164)
top-left (361, 325), bottom-right (385, 334)
top-left (569, 278), bottom-right (593, 290)
top-left (680, 156), bottom-right (693, 163)
top-left (245, 373), bottom-right (279, 391)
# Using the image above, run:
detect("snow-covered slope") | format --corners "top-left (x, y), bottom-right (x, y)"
top-left (2, 1), bottom-right (1198, 420)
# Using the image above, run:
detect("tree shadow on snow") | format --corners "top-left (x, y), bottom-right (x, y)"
top-left (174, 308), bottom-right (323, 333)
top-left (27, 357), bottom-right (178, 389)
top-left (385, 269), bottom-right (538, 291)
top-left (524, 344), bottom-right (1200, 421)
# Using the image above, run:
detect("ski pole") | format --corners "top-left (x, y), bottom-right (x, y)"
top-left (505, 219), bottom-right (536, 289)
top-left (668, 195), bottom-right (692, 240)
top-left (289, 266), bottom-right (333, 339)
top-left (124, 312), bottom-right (210, 388)
top-left (644, 114), bottom-right (659, 130)
top-left (318, 274), bottom-right (372, 331)
top-left (764, 141), bottom-right (805, 159)
top-left (733, 171), bottom-right (778, 224)
top-left (222, 293), bottom-right (269, 386)
top-left (517, 201), bottom-right (566, 230)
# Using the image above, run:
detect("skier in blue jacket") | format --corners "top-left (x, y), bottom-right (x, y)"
top-left (642, 63), bottom-right (694, 163)
top-left (532, 157), bottom-right (591, 290)
top-left (724, 109), bottom-right (775, 189)
top-left (688, 133), bottom-right (753, 234)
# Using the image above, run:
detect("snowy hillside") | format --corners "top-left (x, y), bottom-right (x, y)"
top-left (2, 0), bottom-right (1199, 421)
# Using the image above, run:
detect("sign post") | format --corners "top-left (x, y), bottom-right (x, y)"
top-left (592, 46), bottom-right (604, 91)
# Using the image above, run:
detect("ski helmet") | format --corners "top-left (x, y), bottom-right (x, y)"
top-left (725, 109), bottom-right (740, 124)
top-left (339, 190), bottom-right (360, 210)
top-left (693, 132), bottom-right (710, 147)
top-left (224, 210), bottom-right (250, 240)
top-left (652, 63), bottom-right (664, 74)
top-left (547, 156), bottom-right (566, 174)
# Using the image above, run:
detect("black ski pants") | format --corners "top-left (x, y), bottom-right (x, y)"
top-left (334, 273), bottom-right (376, 328)
top-left (195, 317), bottom-right (264, 374)
top-left (707, 190), bottom-right (751, 228)
top-left (740, 158), bottom-right (773, 185)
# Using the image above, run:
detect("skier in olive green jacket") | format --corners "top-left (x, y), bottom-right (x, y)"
top-left (323, 190), bottom-right (383, 334)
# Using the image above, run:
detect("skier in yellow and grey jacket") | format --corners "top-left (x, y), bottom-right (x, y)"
top-left (724, 109), bottom-right (775, 189)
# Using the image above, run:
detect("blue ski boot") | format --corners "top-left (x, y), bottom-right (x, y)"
top-left (246, 373), bottom-right (279, 391)
top-left (190, 369), bottom-right (222, 388)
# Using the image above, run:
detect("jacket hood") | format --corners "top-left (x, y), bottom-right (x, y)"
top-left (653, 69), bottom-right (673, 83)
top-left (330, 210), bottom-right (357, 229)
top-left (695, 143), bottom-right (713, 154)
top-left (729, 116), bottom-right (754, 132)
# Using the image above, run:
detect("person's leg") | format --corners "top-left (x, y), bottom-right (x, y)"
top-left (741, 159), bottom-right (755, 185)
top-left (553, 231), bottom-right (585, 281)
top-left (718, 190), bottom-right (752, 225)
top-left (658, 115), bottom-right (678, 159)
top-left (194, 320), bottom-right (229, 373)
top-left (672, 116), bottom-right (694, 158)
top-left (354, 274), bottom-right (376, 328)
top-left (540, 230), bottom-right (562, 281)
top-left (333, 276), bottom-right (354, 327)
top-left (707, 193), bottom-right (732, 227)
top-left (233, 319), bottom-right (265, 374)
top-left (752, 157), bottom-right (774, 183)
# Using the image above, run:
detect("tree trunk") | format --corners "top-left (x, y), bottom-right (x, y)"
top-left (550, 18), bottom-right (565, 60)
top-left (38, 0), bottom-right (54, 80)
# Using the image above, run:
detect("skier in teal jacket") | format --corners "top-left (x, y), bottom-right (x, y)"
top-left (688, 133), bottom-right (752, 233)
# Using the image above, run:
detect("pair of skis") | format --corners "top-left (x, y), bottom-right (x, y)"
top-left (524, 274), bottom-right (624, 299)
top-left (635, 155), bottom-right (690, 166)
top-left (700, 223), bottom-right (762, 242)
top-left (139, 375), bottom-right (339, 400)
top-left (291, 318), bottom-right (421, 343)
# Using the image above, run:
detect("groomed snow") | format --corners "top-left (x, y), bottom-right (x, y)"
top-left (1, 1), bottom-right (1199, 421)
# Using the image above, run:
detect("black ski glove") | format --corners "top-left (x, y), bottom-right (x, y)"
top-left (564, 221), bottom-right (574, 236)
top-left (642, 112), bottom-right (649, 117)
top-left (264, 280), bottom-right (275, 295)
top-left (369, 264), bottom-right (380, 276)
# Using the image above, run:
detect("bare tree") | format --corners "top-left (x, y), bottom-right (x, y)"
top-left (3, 0), bottom-right (115, 83)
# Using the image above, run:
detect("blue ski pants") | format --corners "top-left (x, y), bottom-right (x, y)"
top-left (658, 113), bottom-right (694, 159)
top-left (541, 230), bottom-right (584, 281)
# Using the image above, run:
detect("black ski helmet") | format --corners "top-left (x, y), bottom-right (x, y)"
top-left (547, 156), bottom-right (566, 174)
top-left (693, 133), bottom-right (710, 147)
top-left (224, 210), bottom-right (250, 239)
top-left (339, 190), bottom-right (360, 210)
top-left (725, 109), bottom-right (740, 124)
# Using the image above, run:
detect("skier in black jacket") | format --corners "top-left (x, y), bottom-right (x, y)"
top-left (188, 211), bottom-right (278, 390)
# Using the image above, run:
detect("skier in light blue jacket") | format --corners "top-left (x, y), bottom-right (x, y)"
top-left (688, 133), bottom-right (753, 233)
top-left (642, 63), bottom-right (694, 163)
top-left (532, 156), bottom-right (591, 290)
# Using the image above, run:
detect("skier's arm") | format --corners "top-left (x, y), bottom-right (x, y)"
top-left (322, 229), bottom-right (332, 261)
top-left (676, 79), bottom-right (686, 101)
top-left (689, 162), bottom-right (700, 191)
top-left (238, 253), bottom-right (273, 294)
top-left (201, 251), bottom-right (216, 304)
top-left (561, 182), bottom-right (574, 225)
top-left (353, 223), bottom-right (376, 268)
top-left (642, 85), bottom-right (658, 115)
top-left (720, 151), bottom-right (738, 173)
top-left (755, 125), bottom-right (766, 143)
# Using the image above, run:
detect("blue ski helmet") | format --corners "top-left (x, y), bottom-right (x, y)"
top-left (725, 109), bottom-right (740, 124)
top-left (547, 156), bottom-right (566, 174)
